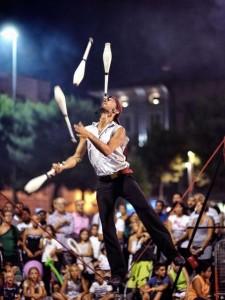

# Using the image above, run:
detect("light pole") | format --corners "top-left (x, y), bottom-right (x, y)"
top-left (185, 151), bottom-right (196, 196)
top-left (1, 26), bottom-right (19, 100)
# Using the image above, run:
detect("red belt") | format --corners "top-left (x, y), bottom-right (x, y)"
top-left (99, 167), bottom-right (134, 180)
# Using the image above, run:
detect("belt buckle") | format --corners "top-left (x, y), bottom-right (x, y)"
top-left (110, 172), bottom-right (119, 179)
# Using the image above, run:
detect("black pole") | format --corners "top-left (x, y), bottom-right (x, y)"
top-left (171, 151), bottom-right (223, 294)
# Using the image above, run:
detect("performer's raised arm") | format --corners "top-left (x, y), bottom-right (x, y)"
top-left (52, 138), bottom-right (87, 174)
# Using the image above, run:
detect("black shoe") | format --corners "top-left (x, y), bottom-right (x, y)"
top-left (173, 255), bottom-right (186, 266)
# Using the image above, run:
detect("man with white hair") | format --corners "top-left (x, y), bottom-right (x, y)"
top-left (48, 197), bottom-right (74, 248)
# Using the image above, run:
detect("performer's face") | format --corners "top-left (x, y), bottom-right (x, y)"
top-left (101, 96), bottom-right (117, 113)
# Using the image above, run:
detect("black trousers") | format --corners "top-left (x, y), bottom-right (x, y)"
top-left (96, 174), bottom-right (178, 278)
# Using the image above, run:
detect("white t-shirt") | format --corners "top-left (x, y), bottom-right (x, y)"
top-left (90, 236), bottom-right (101, 259)
top-left (168, 214), bottom-right (190, 247)
top-left (42, 238), bottom-right (63, 262)
top-left (85, 121), bottom-right (129, 176)
top-left (89, 281), bottom-right (112, 298)
top-left (98, 217), bottom-right (125, 235)
top-left (98, 254), bottom-right (110, 271)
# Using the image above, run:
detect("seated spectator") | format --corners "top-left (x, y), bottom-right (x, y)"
top-left (168, 263), bottom-right (189, 299)
top-left (88, 268), bottom-right (113, 300)
top-left (17, 207), bottom-right (32, 233)
top-left (186, 262), bottom-right (211, 300)
top-left (0, 271), bottom-right (21, 300)
top-left (73, 200), bottom-right (90, 238)
top-left (22, 214), bottom-right (43, 262)
top-left (53, 264), bottom-right (89, 300)
top-left (154, 200), bottom-right (168, 224)
top-left (89, 224), bottom-right (101, 259)
top-left (0, 210), bottom-right (20, 266)
top-left (140, 263), bottom-right (170, 300)
top-left (23, 266), bottom-right (46, 300)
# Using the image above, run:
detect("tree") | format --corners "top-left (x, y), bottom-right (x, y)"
top-left (0, 94), bottom-right (98, 190)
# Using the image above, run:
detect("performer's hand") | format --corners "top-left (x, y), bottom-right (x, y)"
top-left (52, 162), bottom-right (64, 174)
top-left (74, 122), bottom-right (89, 139)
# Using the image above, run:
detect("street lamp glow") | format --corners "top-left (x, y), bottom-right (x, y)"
top-left (1, 26), bottom-right (19, 40)
top-left (0, 25), bottom-right (19, 100)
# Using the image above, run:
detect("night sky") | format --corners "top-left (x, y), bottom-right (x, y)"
top-left (1, 0), bottom-right (225, 95)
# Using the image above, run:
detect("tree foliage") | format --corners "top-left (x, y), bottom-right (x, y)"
top-left (0, 94), bottom-right (98, 190)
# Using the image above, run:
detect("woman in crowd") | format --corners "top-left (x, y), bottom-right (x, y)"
top-left (167, 202), bottom-right (190, 256)
top-left (22, 214), bottom-right (43, 262)
top-left (76, 229), bottom-right (94, 280)
top-left (188, 200), bottom-right (213, 263)
top-left (185, 263), bottom-right (212, 300)
top-left (0, 211), bottom-right (20, 266)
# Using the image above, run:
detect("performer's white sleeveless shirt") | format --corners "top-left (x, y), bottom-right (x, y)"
top-left (85, 121), bottom-right (130, 176)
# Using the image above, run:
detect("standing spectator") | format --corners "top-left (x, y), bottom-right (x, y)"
top-left (167, 202), bottom-right (189, 249)
top-left (13, 202), bottom-right (24, 227)
top-left (116, 202), bottom-right (129, 223)
top-left (16, 207), bottom-right (32, 233)
top-left (92, 212), bottom-right (100, 227)
top-left (22, 214), bottom-right (43, 262)
top-left (0, 211), bottom-right (20, 266)
top-left (186, 263), bottom-right (211, 300)
top-left (188, 201), bottom-right (213, 263)
top-left (23, 266), bottom-right (46, 300)
top-left (35, 208), bottom-right (47, 227)
top-left (73, 200), bottom-right (90, 238)
top-left (48, 197), bottom-right (74, 248)
top-left (76, 228), bottom-right (94, 279)
top-left (154, 201), bottom-right (168, 224)
top-left (186, 197), bottom-right (196, 216)
top-left (172, 193), bottom-right (183, 204)
top-left (41, 225), bottom-right (63, 296)
top-left (90, 224), bottom-right (101, 260)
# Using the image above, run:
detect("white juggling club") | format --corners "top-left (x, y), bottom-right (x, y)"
top-left (24, 168), bottom-right (56, 194)
top-left (73, 37), bottom-right (94, 86)
top-left (103, 42), bottom-right (112, 96)
top-left (54, 85), bottom-right (77, 143)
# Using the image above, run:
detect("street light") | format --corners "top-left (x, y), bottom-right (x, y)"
top-left (184, 151), bottom-right (196, 196)
top-left (1, 25), bottom-right (19, 100)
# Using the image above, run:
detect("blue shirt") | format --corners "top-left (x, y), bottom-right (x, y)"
top-left (148, 275), bottom-right (170, 287)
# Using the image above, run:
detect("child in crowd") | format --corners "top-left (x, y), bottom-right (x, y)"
top-left (53, 264), bottom-right (89, 300)
top-left (168, 262), bottom-right (189, 299)
top-left (88, 268), bottom-right (113, 300)
top-left (141, 263), bottom-right (170, 300)
top-left (185, 263), bottom-right (211, 300)
top-left (23, 266), bottom-right (46, 300)
top-left (95, 244), bottom-right (111, 279)
top-left (41, 224), bottom-right (63, 295)
top-left (89, 224), bottom-right (101, 260)
top-left (0, 271), bottom-right (20, 300)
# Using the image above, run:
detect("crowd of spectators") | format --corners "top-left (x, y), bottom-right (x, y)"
top-left (0, 192), bottom-right (224, 299)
